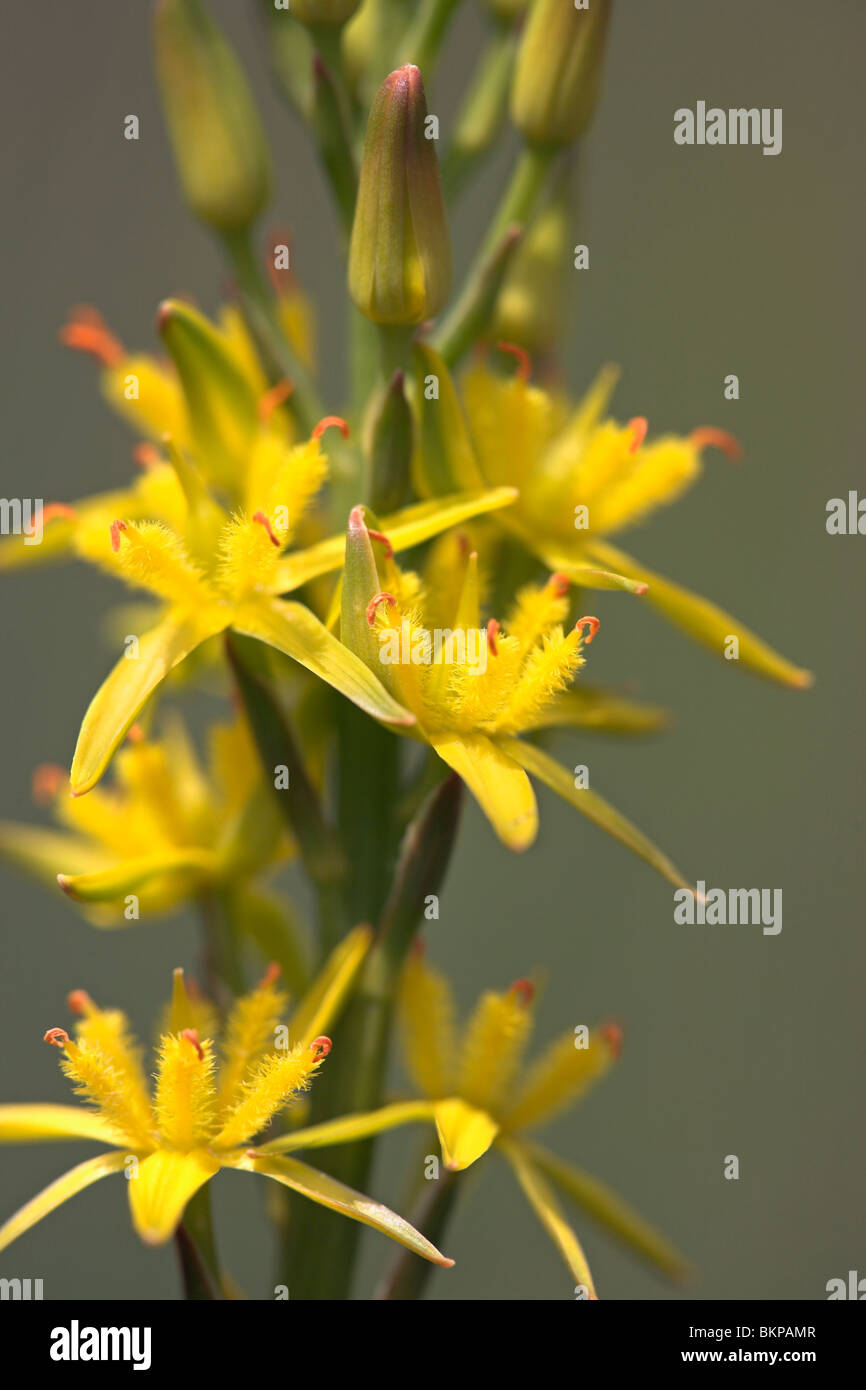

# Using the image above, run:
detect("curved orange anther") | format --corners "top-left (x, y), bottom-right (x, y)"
top-left (44, 1027), bottom-right (70, 1049)
top-left (627, 417), bottom-right (648, 453)
top-left (252, 511), bottom-right (281, 548)
top-left (126, 724), bottom-right (144, 745)
top-left (311, 1035), bottom-right (332, 1058)
top-left (37, 503), bottom-right (77, 527)
top-left (690, 427), bottom-right (743, 462)
top-left (59, 307), bottom-right (125, 367)
top-left (32, 763), bottom-right (66, 804)
top-left (180, 1028), bottom-right (204, 1060)
top-left (259, 962), bottom-right (282, 989)
top-left (575, 615), bottom-right (600, 645)
top-left (496, 340), bottom-right (532, 382)
top-left (258, 379), bottom-right (295, 423)
top-left (366, 527), bottom-right (394, 558)
top-left (600, 1021), bottom-right (624, 1060)
top-left (67, 990), bottom-right (93, 1017)
top-left (313, 415), bottom-right (350, 441)
top-left (510, 978), bottom-right (535, 1006)
top-left (109, 519), bottom-right (127, 553)
top-left (486, 618), bottom-right (501, 656)
top-left (133, 442), bottom-right (162, 470)
top-left (366, 591), bottom-right (396, 626)
top-left (549, 572), bottom-right (570, 598)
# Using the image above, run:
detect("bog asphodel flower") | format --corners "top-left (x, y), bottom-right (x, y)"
top-left (246, 949), bottom-right (687, 1296)
top-left (0, 300), bottom-right (515, 796)
top-left (0, 943), bottom-right (452, 1270)
top-left (340, 507), bottom-right (690, 884)
top-left (0, 712), bottom-right (289, 924)
top-left (412, 343), bottom-right (811, 689)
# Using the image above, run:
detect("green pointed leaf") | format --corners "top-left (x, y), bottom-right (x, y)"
top-left (257, 1100), bottom-right (436, 1156)
top-left (498, 736), bottom-right (691, 891)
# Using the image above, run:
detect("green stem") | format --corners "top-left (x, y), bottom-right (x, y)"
top-left (376, 1169), bottom-right (460, 1299)
top-left (175, 1184), bottom-right (222, 1300)
top-left (199, 888), bottom-right (246, 1002)
top-left (395, 0), bottom-right (462, 76)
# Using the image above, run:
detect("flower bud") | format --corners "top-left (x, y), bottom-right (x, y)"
top-left (511, 0), bottom-right (612, 147)
top-left (349, 65), bottom-right (451, 325)
top-left (153, 0), bottom-right (271, 232)
top-left (290, 0), bottom-right (361, 24)
top-left (494, 184), bottom-right (571, 352)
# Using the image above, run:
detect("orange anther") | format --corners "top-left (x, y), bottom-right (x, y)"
top-left (180, 1028), bottom-right (204, 1060)
top-left (486, 618), bottom-right (501, 656)
top-left (690, 427), bottom-right (743, 462)
top-left (600, 1021), bottom-right (624, 1061)
top-left (258, 379), bottom-right (295, 423)
top-left (126, 723), bottom-right (144, 744)
top-left (133, 443), bottom-right (162, 470)
top-left (44, 1027), bottom-right (70, 1049)
top-left (252, 510), bottom-right (281, 547)
top-left (32, 763), bottom-right (66, 804)
top-left (37, 503), bottom-right (77, 527)
top-left (59, 307), bottom-right (125, 367)
top-left (496, 341), bottom-right (532, 382)
top-left (575, 615), bottom-right (600, 644)
top-left (109, 519), bottom-right (127, 553)
top-left (312, 415), bottom-right (350, 441)
top-left (627, 417), bottom-right (648, 452)
top-left (67, 990), bottom-right (93, 1017)
top-left (366, 591), bottom-right (396, 626)
top-left (366, 528), bottom-right (394, 558)
top-left (549, 572), bottom-right (570, 598)
top-left (311, 1035), bottom-right (332, 1058)
top-left (510, 978), bottom-right (535, 1006)
top-left (259, 962), bottom-right (282, 989)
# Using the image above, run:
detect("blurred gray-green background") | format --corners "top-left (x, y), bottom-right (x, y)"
top-left (0, 0), bottom-right (862, 1300)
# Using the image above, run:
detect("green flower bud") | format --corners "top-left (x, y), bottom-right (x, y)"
top-left (349, 65), bottom-right (451, 325)
top-left (289, 0), bottom-right (361, 24)
top-left (153, 0), bottom-right (271, 232)
top-left (511, 0), bottom-right (613, 147)
top-left (494, 186), bottom-right (571, 352)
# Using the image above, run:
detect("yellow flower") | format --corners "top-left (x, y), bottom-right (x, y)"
top-left (0, 711), bottom-right (289, 926)
top-left (413, 345), bottom-right (811, 689)
top-left (0, 301), bottom-right (515, 797)
top-left (339, 509), bottom-right (690, 885)
top-left (0, 939), bottom-right (452, 1271)
top-left (241, 950), bottom-right (688, 1296)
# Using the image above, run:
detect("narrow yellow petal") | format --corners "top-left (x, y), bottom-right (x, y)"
top-left (0, 1104), bottom-right (121, 1145)
top-left (0, 1151), bottom-right (127, 1255)
top-left (239, 1151), bottom-right (454, 1267)
top-left (434, 1098), bottom-right (499, 1170)
top-left (500, 1138), bottom-right (598, 1296)
top-left (458, 984), bottom-right (534, 1115)
top-left (57, 849), bottom-right (217, 903)
top-left (218, 972), bottom-right (289, 1116)
top-left (70, 607), bottom-right (230, 795)
top-left (501, 1026), bottom-right (618, 1133)
top-left (256, 1099), bottom-right (437, 1155)
top-left (290, 924), bottom-right (373, 1048)
top-left (128, 1148), bottom-right (219, 1247)
top-left (214, 1045), bottom-right (323, 1149)
top-left (397, 951), bottom-right (459, 1099)
top-left (154, 1034), bottom-right (218, 1149)
top-left (429, 732), bottom-right (537, 851)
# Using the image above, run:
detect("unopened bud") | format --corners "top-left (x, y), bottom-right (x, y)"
top-left (349, 65), bottom-right (451, 325)
top-left (511, 0), bottom-right (613, 147)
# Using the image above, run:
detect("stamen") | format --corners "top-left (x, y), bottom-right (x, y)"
top-left (258, 379), bottom-right (294, 423)
top-left (312, 415), bottom-right (350, 441)
top-left (366, 591), bottom-right (396, 626)
top-left (627, 417), bottom-right (648, 453)
top-left (44, 1027), bottom-right (70, 1049)
top-left (486, 618), bottom-right (501, 656)
top-left (549, 572), bottom-right (570, 598)
top-left (310, 1035), bottom-right (332, 1059)
top-left (366, 527), bottom-right (394, 558)
top-left (180, 1028), bottom-right (204, 1061)
top-left (37, 503), bottom-right (77, 527)
top-left (510, 978), bottom-right (535, 1006)
top-left (575, 615), bottom-right (600, 645)
top-left (258, 962), bottom-right (282, 989)
top-left (67, 990), bottom-right (93, 1017)
top-left (32, 763), bottom-right (66, 804)
top-left (59, 307), bottom-right (125, 367)
top-left (496, 341), bottom-right (532, 382)
top-left (133, 442), bottom-right (161, 469)
top-left (126, 723), bottom-right (144, 744)
top-left (109, 519), bottom-right (127, 553)
top-left (252, 510), bottom-right (281, 547)
top-left (600, 1021), bottom-right (624, 1061)
top-left (690, 427), bottom-right (743, 462)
